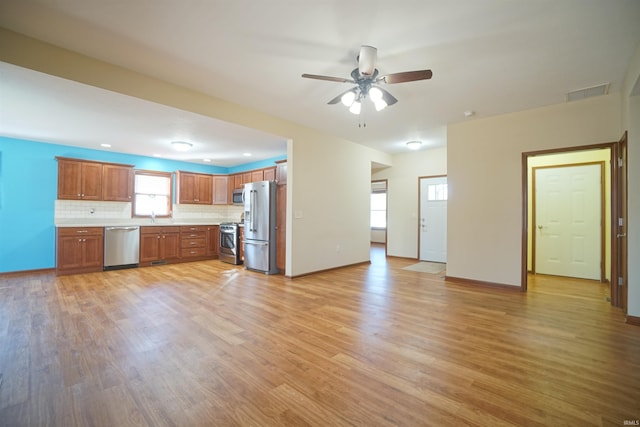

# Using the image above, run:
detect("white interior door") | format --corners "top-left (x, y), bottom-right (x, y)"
top-left (419, 177), bottom-right (447, 262)
top-left (535, 164), bottom-right (601, 280)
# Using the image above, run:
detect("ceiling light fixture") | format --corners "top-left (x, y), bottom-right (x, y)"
top-left (171, 141), bottom-right (192, 151)
top-left (100, 143), bottom-right (112, 148)
top-left (406, 141), bottom-right (422, 150)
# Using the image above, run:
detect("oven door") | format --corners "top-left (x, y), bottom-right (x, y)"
top-left (219, 226), bottom-right (240, 264)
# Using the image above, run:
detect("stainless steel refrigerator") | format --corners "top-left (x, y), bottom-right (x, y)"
top-left (243, 180), bottom-right (279, 274)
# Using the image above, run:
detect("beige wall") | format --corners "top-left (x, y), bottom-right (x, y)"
top-left (447, 94), bottom-right (622, 287)
top-left (621, 42), bottom-right (640, 318)
top-left (372, 147), bottom-right (447, 258)
top-left (0, 28), bottom-right (393, 277)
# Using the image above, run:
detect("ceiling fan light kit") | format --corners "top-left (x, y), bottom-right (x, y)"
top-left (302, 45), bottom-right (432, 117)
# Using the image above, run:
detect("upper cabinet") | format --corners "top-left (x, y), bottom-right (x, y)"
top-left (57, 158), bottom-right (103, 200)
top-left (102, 164), bottom-right (134, 201)
top-left (176, 171), bottom-right (213, 204)
top-left (57, 157), bottom-right (135, 201)
top-left (213, 175), bottom-right (228, 205)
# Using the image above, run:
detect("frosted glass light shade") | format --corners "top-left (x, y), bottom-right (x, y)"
top-left (349, 101), bottom-right (361, 115)
top-left (341, 91), bottom-right (356, 106)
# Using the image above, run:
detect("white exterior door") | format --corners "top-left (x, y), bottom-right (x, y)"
top-left (534, 164), bottom-right (602, 280)
top-left (419, 177), bottom-right (447, 263)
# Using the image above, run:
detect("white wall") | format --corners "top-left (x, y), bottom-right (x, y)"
top-left (372, 147), bottom-right (447, 258)
top-left (447, 94), bottom-right (622, 287)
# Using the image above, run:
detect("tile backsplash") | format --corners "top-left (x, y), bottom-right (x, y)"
top-left (55, 200), bottom-right (244, 223)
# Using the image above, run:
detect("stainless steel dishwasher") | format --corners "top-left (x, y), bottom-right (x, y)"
top-left (104, 226), bottom-right (140, 270)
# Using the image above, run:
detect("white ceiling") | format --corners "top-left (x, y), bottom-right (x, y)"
top-left (1, 1), bottom-right (639, 167)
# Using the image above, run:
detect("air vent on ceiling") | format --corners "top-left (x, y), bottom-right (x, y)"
top-left (566, 83), bottom-right (609, 102)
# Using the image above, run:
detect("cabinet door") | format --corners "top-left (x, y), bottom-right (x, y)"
top-left (140, 233), bottom-right (160, 262)
top-left (196, 174), bottom-right (213, 204)
top-left (242, 172), bottom-right (252, 185)
top-left (251, 170), bottom-right (263, 183)
top-left (234, 174), bottom-right (244, 190)
top-left (276, 162), bottom-right (287, 185)
top-left (82, 235), bottom-right (104, 269)
top-left (58, 159), bottom-right (83, 199)
top-left (103, 164), bottom-right (133, 201)
top-left (213, 176), bottom-right (228, 205)
top-left (81, 162), bottom-right (103, 200)
top-left (57, 236), bottom-right (84, 270)
top-left (207, 226), bottom-right (220, 256)
top-left (263, 167), bottom-right (276, 182)
top-left (160, 233), bottom-right (180, 260)
top-left (178, 172), bottom-right (197, 203)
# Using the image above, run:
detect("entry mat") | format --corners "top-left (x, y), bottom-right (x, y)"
top-left (402, 261), bottom-right (447, 274)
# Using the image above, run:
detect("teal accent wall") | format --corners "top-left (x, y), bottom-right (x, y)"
top-left (0, 136), bottom-right (283, 273)
top-left (227, 155), bottom-right (287, 174)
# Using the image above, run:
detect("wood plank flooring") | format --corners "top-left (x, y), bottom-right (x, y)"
top-left (1, 249), bottom-right (639, 426)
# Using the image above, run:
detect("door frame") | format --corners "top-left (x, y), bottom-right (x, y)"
top-left (531, 161), bottom-right (606, 282)
top-left (521, 142), bottom-right (619, 303)
top-left (611, 131), bottom-right (628, 310)
top-left (418, 174), bottom-right (447, 261)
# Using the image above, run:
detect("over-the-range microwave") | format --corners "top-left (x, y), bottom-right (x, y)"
top-left (232, 189), bottom-right (244, 205)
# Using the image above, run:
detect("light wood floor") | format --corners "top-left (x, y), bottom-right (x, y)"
top-left (1, 248), bottom-right (639, 426)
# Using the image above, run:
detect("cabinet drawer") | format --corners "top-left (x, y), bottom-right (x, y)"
top-left (181, 247), bottom-right (207, 258)
top-left (181, 238), bottom-right (205, 248)
top-left (141, 226), bottom-right (180, 234)
top-left (180, 226), bottom-right (207, 233)
top-left (181, 231), bottom-right (206, 239)
top-left (57, 227), bottom-right (103, 237)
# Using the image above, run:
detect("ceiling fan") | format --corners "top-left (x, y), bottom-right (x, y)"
top-left (302, 45), bottom-right (432, 114)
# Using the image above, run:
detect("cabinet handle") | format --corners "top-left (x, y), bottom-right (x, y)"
top-left (157, 235), bottom-right (160, 239)
top-left (76, 230), bottom-right (88, 233)
top-left (162, 236), bottom-right (166, 239)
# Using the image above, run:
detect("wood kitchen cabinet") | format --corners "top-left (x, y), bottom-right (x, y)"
top-left (56, 227), bottom-right (104, 275)
top-left (275, 160), bottom-right (287, 272)
top-left (57, 158), bottom-right (103, 200)
top-left (180, 226), bottom-right (207, 259)
top-left (263, 167), bottom-right (276, 182)
top-left (139, 226), bottom-right (180, 264)
top-left (207, 225), bottom-right (220, 257)
top-left (239, 226), bottom-right (245, 262)
top-left (213, 176), bottom-right (228, 205)
top-left (102, 164), bottom-right (134, 201)
top-left (176, 171), bottom-right (213, 204)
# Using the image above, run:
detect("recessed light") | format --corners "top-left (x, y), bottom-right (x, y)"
top-left (406, 141), bottom-right (422, 150)
top-left (153, 154), bottom-right (162, 158)
top-left (101, 143), bottom-right (112, 148)
top-left (171, 141), bottom-right (193, 151)
top-left (243, 152), bottom-right (252, 157)
top-left (203, 159), bottom-right (211, 163)
top-left (464, 110), bottom-right (475, 118)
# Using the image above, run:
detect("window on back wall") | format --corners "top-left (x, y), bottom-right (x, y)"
top-left (371, 180), bottom-right (387, 229)
top-left (133, 170), bottom-right (172, 217)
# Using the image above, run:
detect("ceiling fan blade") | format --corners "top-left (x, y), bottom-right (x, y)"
top-left (358, 45), bottom-right (377, 76)
top-left (302, 73), bottom-right (353, 83)
top-left (377, 87), bottom-right (398, 106)
top-left (328, 87), bottom-right (357, 105)
top-left (378, 69), bottom-right (433, 84)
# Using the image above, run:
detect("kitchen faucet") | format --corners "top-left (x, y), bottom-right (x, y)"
top-left (151, 211), bottom-right (155, 223)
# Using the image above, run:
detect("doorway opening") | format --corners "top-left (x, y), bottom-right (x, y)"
top-left (370, 180), bottom-right (388, 257)
top-left (522, 137), bottom-right (627, 309)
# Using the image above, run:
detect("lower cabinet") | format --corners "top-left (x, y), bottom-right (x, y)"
top-left (140, 226), bottom-right (180, 264)
top-left (180, 226), bottom-right (207, 259)
top-left (206, 225), bottom-right (220, 257)
top-left (56, 227), bottom-right (104, 275)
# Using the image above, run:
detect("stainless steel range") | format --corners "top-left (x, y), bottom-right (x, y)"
top-left (219, 223), bottom-right (242, 265)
